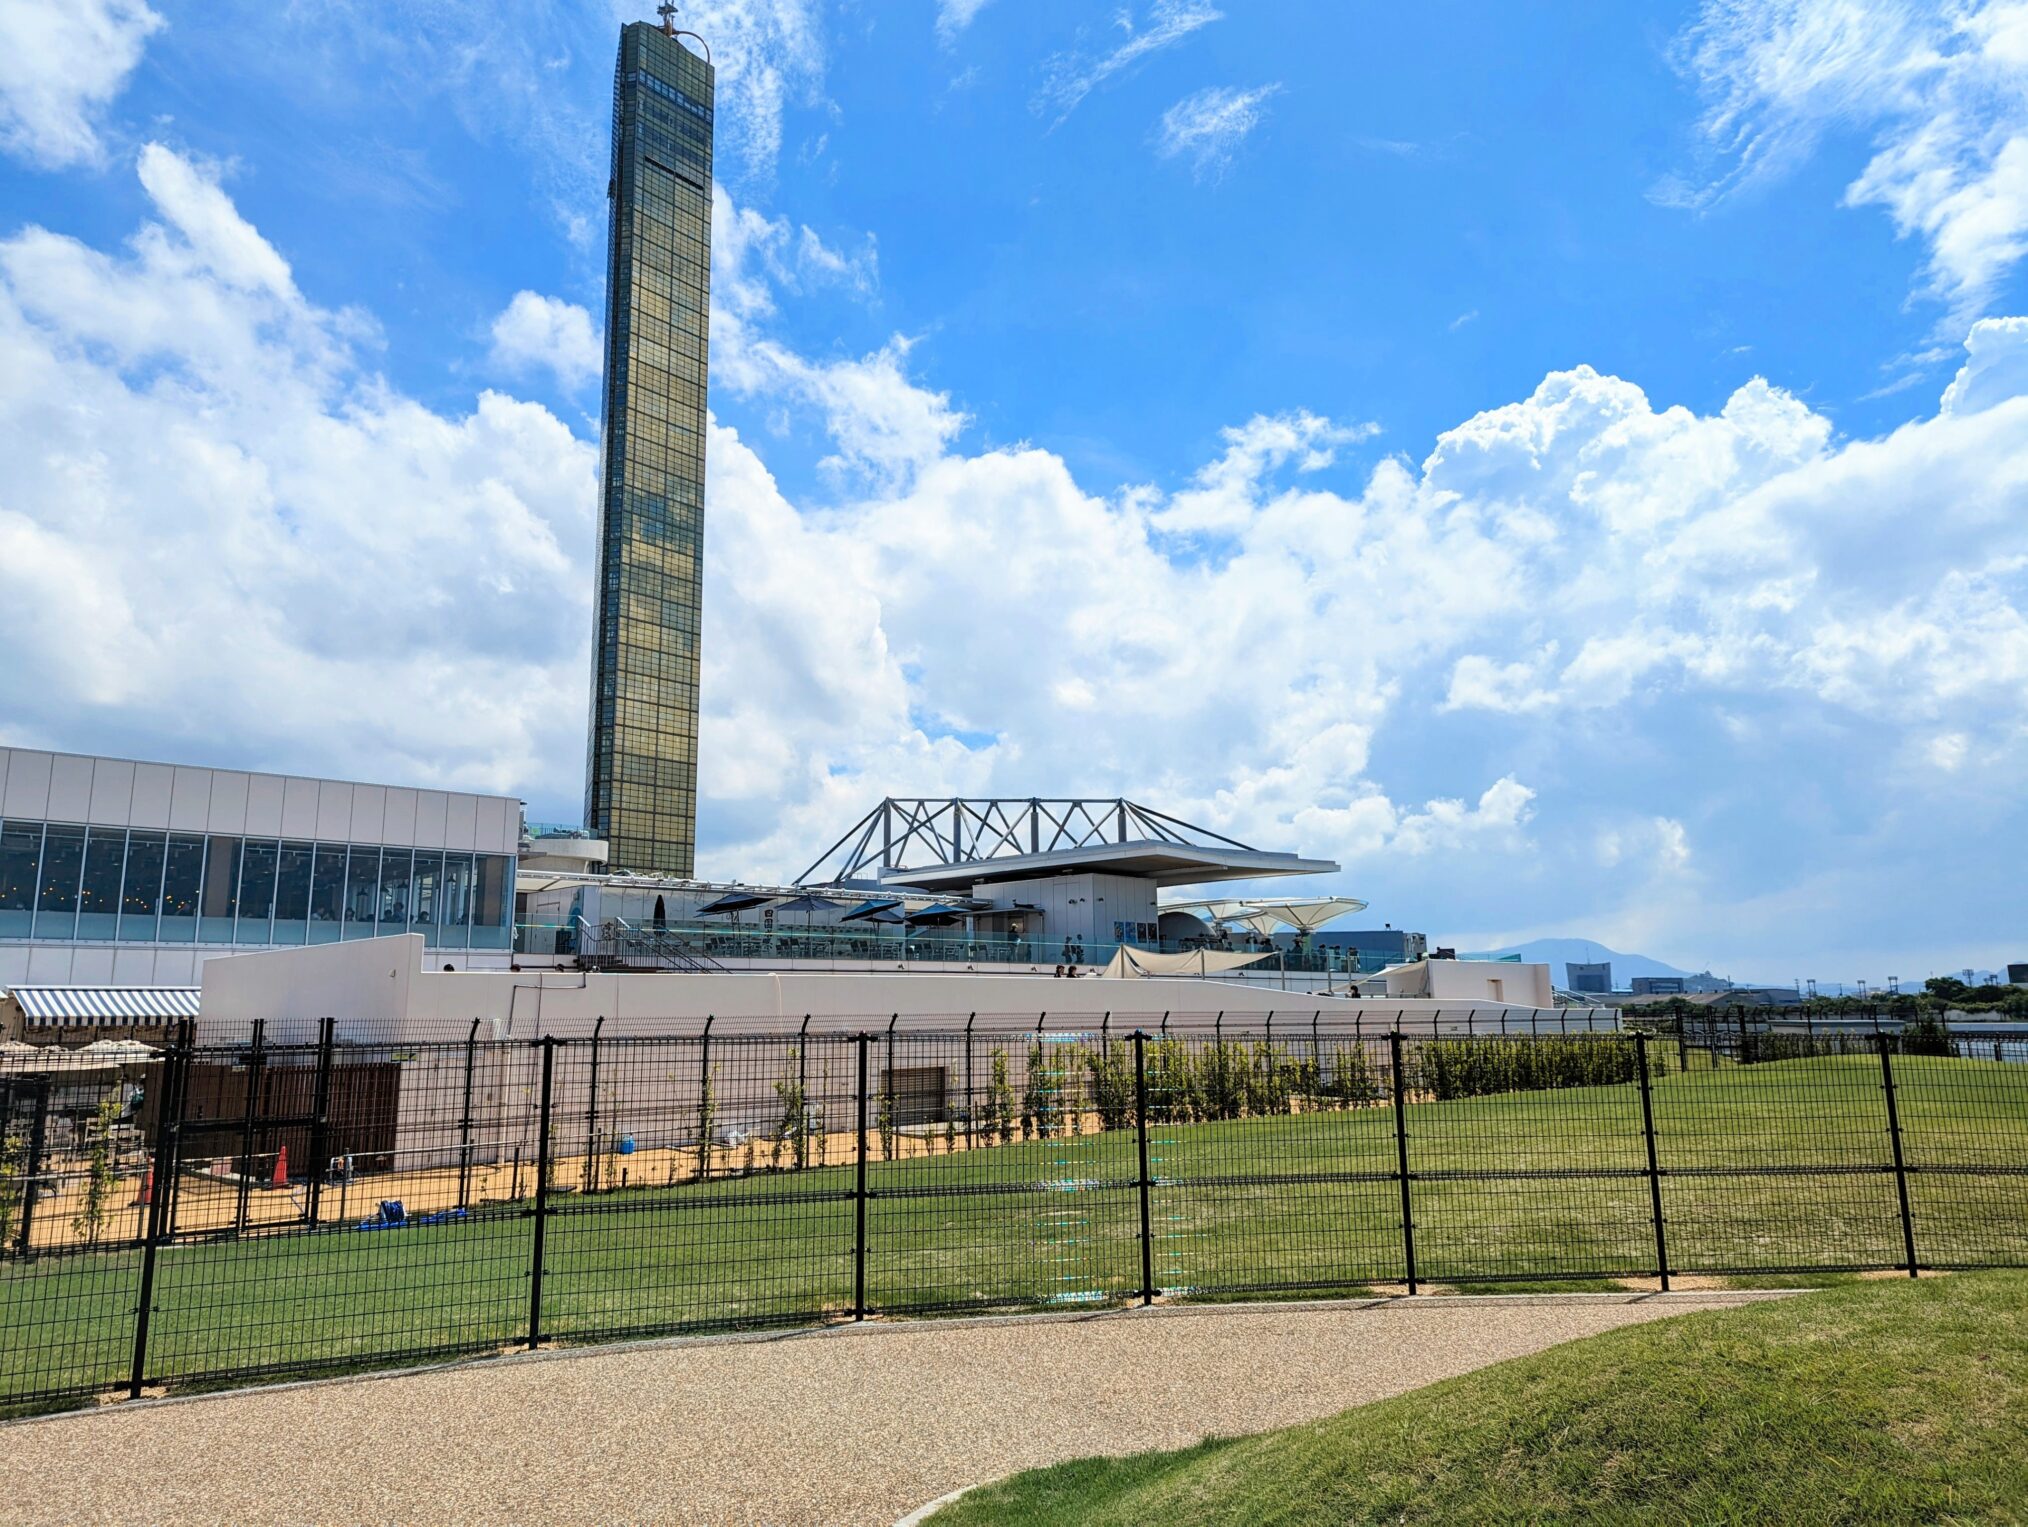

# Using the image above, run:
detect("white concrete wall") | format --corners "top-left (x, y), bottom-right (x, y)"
top-left (1380, 959), bottom-right (1555, 1007)
top-left (978, 872), bottom-right (1159, 946)
top-left (197, 935), bottom-right (1597, 1045)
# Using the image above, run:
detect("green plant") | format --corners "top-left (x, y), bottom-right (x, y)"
top-left (878, 1087), bottom-right (898, 1161)
top-left (1900, 1013), bottom-right (1959, 1057)
top-left (988, 1047), bottom-right (1015, 1144)
top-left (1086, 1042), bottom-right (1135, 1132)
top-left (71, 1096), bottom-right (122, 1246)
top-left (773, 1049), bottom-right (809, 1170)
top-left (0, 1123), bottom-right (23, 1250)
top-left (695, 1065), bottom-right (717, 1181)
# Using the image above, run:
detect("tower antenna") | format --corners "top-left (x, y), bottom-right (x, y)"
top-left (657, 2), bottom-right (676, 36)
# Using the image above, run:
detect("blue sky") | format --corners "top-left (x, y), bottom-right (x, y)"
top-left (1, 0), bottom-right (2026, 984)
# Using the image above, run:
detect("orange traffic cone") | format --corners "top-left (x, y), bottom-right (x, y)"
top-left (133, 1164), bottom-right (153, 1206)
top-left (271, 1144), bottom-right (289, 1188)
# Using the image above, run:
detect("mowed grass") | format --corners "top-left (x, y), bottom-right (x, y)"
top-left (1, 1051), bottom-right (2023, 1410)
top-left (931, 1270), bottom-right (2028, 1526)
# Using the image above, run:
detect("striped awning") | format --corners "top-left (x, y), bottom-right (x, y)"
top-left (7, 986), bottom-right (201, 1026)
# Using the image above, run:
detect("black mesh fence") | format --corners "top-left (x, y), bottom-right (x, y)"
top-left (3, 1017), bottom-right (2026, 1414)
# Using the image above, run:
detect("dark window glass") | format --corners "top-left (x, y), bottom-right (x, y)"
top-left (159, 835), bottom-right (204, 943)
top-left (200, 836), bottom-right (241, 943)
top-left (76, 827), bottom-right (127, 940)
top-left (473, 854), bottom-right (510, 949)
top-left (378, 849), bottom-right (413, 929)
top-left (0, 821), bottom-right (40, 938)
top-left (236, 840), bottom-right (278, 945)
top-left (440, 853), bottom-right (474, 947)
top-left (35, 823), bottom-right (84, 937)
top-left (120, 832), bottom-right (166, 942)
top-left (412, 852), bottom-right (443, 946)
top-left (309, 843), bottom-right (346, 944)
top-left (345, 847), bottom-right (381, 937)
top-left (272, 841), bottom-right (313, 946)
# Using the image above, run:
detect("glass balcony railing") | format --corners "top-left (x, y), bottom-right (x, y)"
top-left (510, 919), bottom-right (1398, 975)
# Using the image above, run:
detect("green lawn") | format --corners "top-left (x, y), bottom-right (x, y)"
top-left (931, 1271), bottom-right (2028, 1525)
top-left (1, 1051), bottom-right (2022, 1411)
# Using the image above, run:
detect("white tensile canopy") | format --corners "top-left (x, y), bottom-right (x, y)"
top-left (1163, 896), bottom-right (1368, 938)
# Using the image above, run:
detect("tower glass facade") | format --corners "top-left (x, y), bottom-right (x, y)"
top-left (586, 21), bottom-right (714, 876)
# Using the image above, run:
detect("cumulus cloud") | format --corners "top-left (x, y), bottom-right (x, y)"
top-left (1037, 0), bottom-right (1222, 123)
top-left (0, 0), bottom-right (162, 169)
top-left (489, 291), bottom-right (601, 391)
top-left (0, 145), bottom-right (593, 793)
top-left (7, 144), bottom-right (2028, 974)
top-left (1155, 83), bottom-right (1282, 179)
top-left (1667, 0), bottom-right (2028, 321)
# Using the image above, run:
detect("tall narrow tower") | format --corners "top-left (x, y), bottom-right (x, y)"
top-left (585, 13), bottom-right (715, 876)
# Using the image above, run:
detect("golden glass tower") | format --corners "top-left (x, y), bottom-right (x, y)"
top-left (586, 17), bottom-right (714, 876)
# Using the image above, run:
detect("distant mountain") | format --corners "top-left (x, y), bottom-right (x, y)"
top-left (1458, 938), bottom-right (1726, 989)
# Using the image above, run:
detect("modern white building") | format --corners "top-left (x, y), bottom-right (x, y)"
top-left (0, 746), bottom-right (519, 988)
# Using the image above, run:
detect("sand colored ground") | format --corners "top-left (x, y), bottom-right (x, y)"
top-left (10, 1115), bottom-right (1131, 1250)
top-left (0, 1291), bottom-right (1794, 1526)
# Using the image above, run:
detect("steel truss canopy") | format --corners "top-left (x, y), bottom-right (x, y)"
top-left (796, 798), bottom-right (1340, 892)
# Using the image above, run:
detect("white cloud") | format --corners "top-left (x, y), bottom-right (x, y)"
top-left (7, 145), bottom-right (2028, 973)
top-left (936, 0), bottom-right (994, 44)
top-left (0, 145), bottom-right (593, 793)
top-left (0, 0), bottom-right (162, 169)
top-left (489, 290), bottom-right (601, 391)
top-left (680, 0), bottom-right (827, 181)
top-left (1669, 0), bottom-right (2028, 321)
top-left (1037, 0), bottom-right (1222, 123)
top-left (1155, 83), bottom-right (1282, 179)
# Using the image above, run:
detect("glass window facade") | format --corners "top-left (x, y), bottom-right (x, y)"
top-left (0, 817), bottom-right (511, 951)
top-left (584, 22), bottom-right (715, 879)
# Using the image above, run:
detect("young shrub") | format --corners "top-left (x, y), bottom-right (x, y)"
top-left (877, 1087), bottom-right (898, 1161)
top-left (1900, 1013), bottom-right (1958, 1058)
top-left (70, 1095), bottom-right (122, 1246)
top-left (695, 1065), bottom-right (717, 1182)
top-left (773, 1048), bottom-right (809, 1170)
top-left (1087, 1041), bottom-right (1134, 1132)
top-left (989, 1047), bottom-right (1015, 1144)
top-left (1022, 1040), bottom-right (1047, 1141)
top-left (0, 1123), bottom-right (22, 1249)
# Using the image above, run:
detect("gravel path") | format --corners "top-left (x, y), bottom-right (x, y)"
top-left (0, 1293), bottom-right (1787, 1526)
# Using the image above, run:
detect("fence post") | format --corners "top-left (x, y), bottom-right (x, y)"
top-left (13, 1080), bottom-right (49, 1256)
top-left (526, 1036), bottom-right (556, 1347)
top-left (1134, 1031), bottom-right (1154, 1306)
top-left (1634, 1033), bottom-right (1670, 1291)
top-left (129, 1025), bottom-right (189, 1398)
top-left (582, 1016), bottom-right (604, 1193)
top-left (1389, 1030), bottom-right (1417, 1296)
top-left (234, 1019), bottom-right (266, 1234)
top-left (963, 1013), bottom-right (976, 1150)
top-left (854, 1033), bottom-right (870, 1320)
top-left (1876, 1035), bottom-right (1919, 1278)
top-left (458, 1017), bottom-right (479, 1211)
top-left (303, 1016), bottom-right (336, 1226)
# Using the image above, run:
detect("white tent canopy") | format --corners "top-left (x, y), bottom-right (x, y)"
top-left (1162, 896), bottom-right (1368, 936)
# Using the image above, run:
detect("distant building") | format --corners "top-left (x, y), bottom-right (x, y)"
top-left (1567, 961), bottom-right (1612, 994)
top-left (2009, 962), bottom-right (2028, 986)
top-left (1630, 975), bottom-right (1685, 995)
